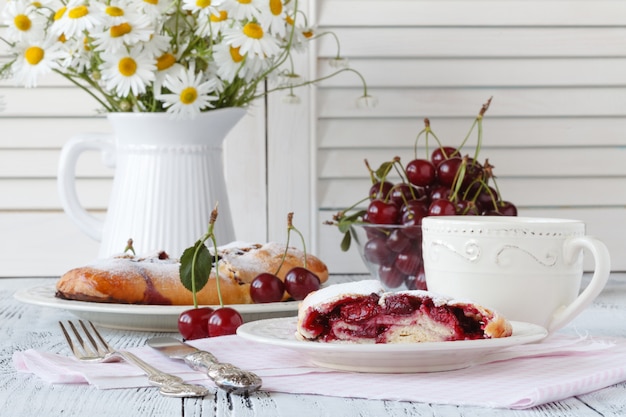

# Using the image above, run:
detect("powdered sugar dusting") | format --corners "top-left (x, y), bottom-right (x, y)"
top-left (86, 252), bottom-right (180, 284)
top-left (300, 280), bottom-right (384, 314)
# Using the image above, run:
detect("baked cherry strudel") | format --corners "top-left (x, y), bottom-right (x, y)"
top-left (296, 280), bottom-right (512, 343)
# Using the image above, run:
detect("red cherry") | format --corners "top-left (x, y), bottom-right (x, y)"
top-left (207, 307), bottom-right (243, 337)
top-left (178, 307), bottom-right (214, 340)
top-left (395, 248), bottom-right (422, 276)
top-left (456, 199), bottom-right (480, 215)
top-left (494, 201), bottom-right (518, 216)
top-left (436, 157), bottom-right (463, 187)
top-left (406, 159), bottom-right (436, 187)
top-left (369, 181), bottom-right (394, 200)
top-left (401, 200), bottom-right (428, 229)
top-left (385, 229), bottom-right (411, 253)
top-left (363, 236), bottom-right (395, 265)
top-left (388, 183), bottom-right (423, 207)
top-left (284, 267), bottom-right (321, 300)
top-left (250, 273), bottom-right (285, 303)
top-left (378, 264), bottom-right (406, 288)
top-left (431, 146), bottom-right (458, 165)
top-left (429, 185), bottom-right (451, 201)
top-left (367, 199), bottom-right (400, 224)
top-left (405, 264), bottom-right (427, 290)
top-left (462, 159), bottom-right (484, 188)
top-left (428, 199), bottom-right (457, 216)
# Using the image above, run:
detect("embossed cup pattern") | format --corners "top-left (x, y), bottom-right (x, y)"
top-left (422, 216), bottom-right (611, 332)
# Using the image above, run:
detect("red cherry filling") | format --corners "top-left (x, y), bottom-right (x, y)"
top-left (301, 293), bottom-right (488, 343)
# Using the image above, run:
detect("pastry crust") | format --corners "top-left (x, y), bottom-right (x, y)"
top-left (296, 280), bottom-right (512, 343)
top-left (55, 242), bottom-right (329, 305)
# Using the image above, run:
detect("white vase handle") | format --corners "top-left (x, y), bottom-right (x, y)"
top-left (57, 134), bottom-right (116, 241)
top-left (548, 236), bottom-right (611, 332)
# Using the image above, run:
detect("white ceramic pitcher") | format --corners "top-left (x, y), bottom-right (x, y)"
top-left (57, 108), bottom-right (246, 258)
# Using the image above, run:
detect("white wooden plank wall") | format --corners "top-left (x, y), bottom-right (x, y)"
top-left (313, 0), bottom-right (626, 273)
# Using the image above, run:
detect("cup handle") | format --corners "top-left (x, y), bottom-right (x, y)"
top-left (57, 134), bottom-right (115, 242)
top-left (548, 236), bottom-right (611, 332)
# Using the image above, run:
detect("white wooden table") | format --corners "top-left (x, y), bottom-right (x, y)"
top-left (2, 274), bottom-right (626, 417)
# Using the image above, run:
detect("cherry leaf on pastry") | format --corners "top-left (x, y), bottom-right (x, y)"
top-left (179, 240), bottom-right (213, 294)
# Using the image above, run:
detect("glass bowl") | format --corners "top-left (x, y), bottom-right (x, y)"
top-left (350, 223), bottom-right (426, 291)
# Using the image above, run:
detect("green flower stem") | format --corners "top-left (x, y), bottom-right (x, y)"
top-left (259, 67), bottom-right (370, 101)
top-left (55, 70), bottom-right (115, 112)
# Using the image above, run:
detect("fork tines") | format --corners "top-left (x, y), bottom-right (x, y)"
top-left (59, 320), bottom-right (113, 361)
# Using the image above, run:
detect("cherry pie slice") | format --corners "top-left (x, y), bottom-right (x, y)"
top-left (296, 280), bottom-right (512, 343)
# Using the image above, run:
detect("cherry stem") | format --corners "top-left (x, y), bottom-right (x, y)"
top-left (364, 159), bottom-right (376, 184)
top-left (391, 156), bottom-right (408, 184)
top-left (448, 156), bottom-right (468, 202)
top-left (414, 118), bottom-right (445, 159)
top-left (276, 212), bottom-right (308, 274)
top-left (124, 238), bottom-right (135, 255)
top-left (190, 204), bottom-right (220, 309)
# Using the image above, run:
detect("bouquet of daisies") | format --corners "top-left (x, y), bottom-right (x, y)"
top-left (0, 0), bottom-right (371, 117)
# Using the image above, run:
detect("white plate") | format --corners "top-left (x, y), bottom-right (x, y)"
top-left (14, 284), bottom-right (300, 332)
top-left (237, 317), bottom-right (549, 373)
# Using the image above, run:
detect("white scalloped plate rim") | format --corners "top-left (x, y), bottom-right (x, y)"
top-left (14, 284), bottom-right (300, 331)
top-left (236, 317), bottom-right (549, 373)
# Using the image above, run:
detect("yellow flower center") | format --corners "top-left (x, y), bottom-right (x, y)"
top-left (196, 0), bottom-right (211, 8)
top-left (83, 37), bottom-right (91, 51)
top-left (54, 6), bottom-right (66, 21)
top-left (14, 14), bottom-right (32, 31)
top-left (58, 33), bottom-right (67, 43)
top-left (180, 87), bottom-right (198, 105)
top-left (243, 22), bottom-right (263, 39)
top-left (156, 53), bottom-right (176, 71)
top-left (25, 46), bottom-right (44, 65)
top-left (68, 5), bottom-right (89, 19)
top-left (105, 6), bottom-right (125, 17)
top-left (143, 0), bottom-right (158, 5)
top-left (237, 0), bottom-right (252, 4)
top-left (210, 10), bottom-right (227, 22)
top-left (285, 15), bottom-right (294, 26)
top-left (31, 1), bottom-right (42, 7)
top-left (118, 57), bottom-right (137, 76)
top-left (229, 46), bottom-right (244, 63)
top-left (303, 29), bottom-right (313, 38)
top-left (110, 22), bottom-right (131, 38)
top-left (269, 0), bottom-right (282, 16)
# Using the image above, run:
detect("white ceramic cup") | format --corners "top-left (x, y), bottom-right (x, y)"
top-left (421, 216), bottom-right (611, 332)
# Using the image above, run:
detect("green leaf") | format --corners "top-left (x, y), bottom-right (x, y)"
top-left (340, 231), bottom-right (352, 251)
top-left (375, 161), bottom-right (394, 180)
top-left (179, 241), bottom-right (213, 293)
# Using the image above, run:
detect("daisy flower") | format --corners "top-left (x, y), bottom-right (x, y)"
top-left (220, 0), bottom-right (262, 21)
top-left (258, 0), bottom-right (288, 37)
top-left (159, 63), bottom-right (218, 118)
top-left (1, 0), bottom-right (48, 42)
top-left (140, 33), bottom-right (173, 58)
top-left (11, 38), bottom-right (65, 87)
top-left (222, 20), bottom-right (281, 59)
top-left (212, 41), bottom-right (248, 83)
top-left (90, 13), bottom-right (154, 52)
top-left (100, 46), bottom-right (156, 97)
top-left (94, 0), bottom-right (145, 26)
top-left (153, 49), bottom-right (185, 95)
top-left (58, 35), bottom-right (93, 73)
top-left (182, 0), bottom-right (222, 19)
top-left (138, 0), bottom-right (174, 19)
top-left (195, 9), bottom-right (229, 39)
top-left (51, 0), bottom-right (103, 38)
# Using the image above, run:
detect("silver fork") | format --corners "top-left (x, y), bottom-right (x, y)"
top-left (59, 320), bottom-right (210, 398)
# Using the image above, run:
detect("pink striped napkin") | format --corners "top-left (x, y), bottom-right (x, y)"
top-left (13, 333), bottom-right (626, 409)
